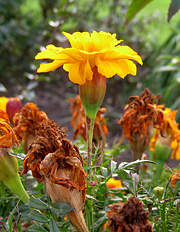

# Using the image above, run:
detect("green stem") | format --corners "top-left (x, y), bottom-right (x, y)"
top-left (160, 203), bottom-right (167, 232)
top-left (85, 114), bottom-right (96, 176)
top-left (3, 173), bottom-right (29, 203)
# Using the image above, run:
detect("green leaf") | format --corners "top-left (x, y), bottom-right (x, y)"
top-left (111, 160), bottom-right (117, 173)
top-left (49, 218), bottom-right (61, 232)
top-left (29, 210), bottom-right (49, 223)
top-left (28, 224), bottom-right (49, 232)
top-left (125, 0), bottom-right (154, 25)
top-left (122, 159), bottom-right (156, 169)
top-left (168, 0), bottom-right (180, 22)
top-left (26, 196), bottom-right (48, 210)
top-left (50, 202), bottom-right (74, 216)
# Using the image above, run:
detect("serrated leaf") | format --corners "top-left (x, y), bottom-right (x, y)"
top-left (29, 210), bottom-right (49, 223)
top-left (168, 0), bottom-right (180, 22)
top-left (50, 202), bottom-right (74, 216)
top-left (125, 0), bottom-right (153, 25)
top-left (26, 196), bottom-right (48, 210)
top-left (111, 160), bottom-right (117, 173)
top-left (8, 151), bottom-right (26, 160)
top-left (49, 218), bottom-right (61, 232)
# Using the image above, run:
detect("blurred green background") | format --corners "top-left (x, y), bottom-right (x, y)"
top-left (1, 0), bottom-right (180, 123)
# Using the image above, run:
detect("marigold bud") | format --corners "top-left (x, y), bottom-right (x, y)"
top-left (6, 97), bottom-right (22, 123)
top-left (153, 186), bottom-right (164, 200)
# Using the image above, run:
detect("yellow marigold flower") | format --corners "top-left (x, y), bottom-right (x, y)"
top-left (0, 97), bottom-right (8, 111)
top-left (35, 31), bottom-right (142, 85)
top-left (106, 177), bottom-right (122, 189)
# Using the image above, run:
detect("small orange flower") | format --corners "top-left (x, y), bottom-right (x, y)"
top-left (106, 177), bottom-right (122, 189)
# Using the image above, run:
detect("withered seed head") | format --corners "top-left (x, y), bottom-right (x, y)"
top-left (118, 88), bottom-right (163, 160)
top-left (20, 118), bottom-right (89, 232)
top-left (107, 197), bottom-right (153, 232)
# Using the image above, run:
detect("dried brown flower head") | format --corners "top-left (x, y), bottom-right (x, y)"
top-left (20, 119), bottom-right (67, 180)
top-left (20, 119), bottom-right (89, 232)
top-left (119, 88), bottom-right (163, 160)
top-left (107, 197), bottom-right (153, 232)
top-left (13, 103), bottom-right (48, 153)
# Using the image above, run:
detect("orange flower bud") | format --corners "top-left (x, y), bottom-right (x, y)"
top-left (6, 97), bottom-right (22, 123)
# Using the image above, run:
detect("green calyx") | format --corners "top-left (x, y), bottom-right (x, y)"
top-left (0, 148), bottom-right (29, 203)
top-left (79, 66), bottom-right (106, 120)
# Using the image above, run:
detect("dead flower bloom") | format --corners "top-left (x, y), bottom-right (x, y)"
top-left (21, 119), bottom-right (89, 232)
top-left (70, 95), bottom-right (108, 165)
top-left (0, 109), bottom-right (29, 203)
top-left (170, 170), bottom-right (180, 190)
top-left (107, 197), bottom-right (153, 232)
top-left (13, 103), bottom-right (48, 153)
top-left (119, 88), bottom-right (163, 161)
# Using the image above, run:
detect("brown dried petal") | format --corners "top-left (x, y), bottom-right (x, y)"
top-left (119, 89), bottom-right (163, 159)
top-left (107, 197), bottom-right (153, 232)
